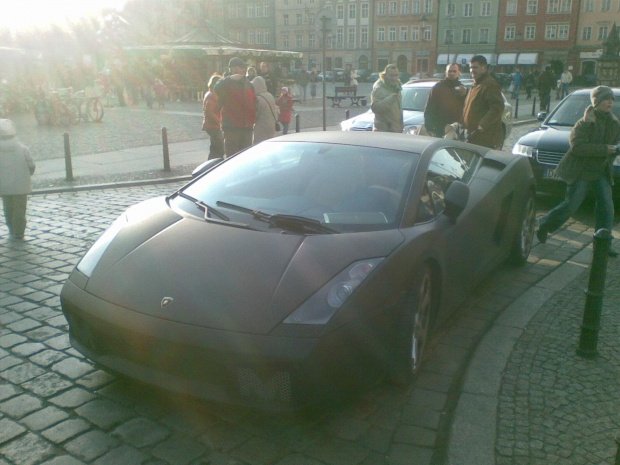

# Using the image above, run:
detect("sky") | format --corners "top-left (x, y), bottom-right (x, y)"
top-left (2, 0), bottom-right (128, 33)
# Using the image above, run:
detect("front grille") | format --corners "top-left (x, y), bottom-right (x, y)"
top-left (536, 150), bottom-right (564, 167)
top-left (237, 367), bottom-right (292, 403)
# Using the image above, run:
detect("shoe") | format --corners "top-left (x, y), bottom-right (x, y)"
top-left (536, 227), bottom-right (548, 244)
top-left (609, 248), bottom-right (618, 257)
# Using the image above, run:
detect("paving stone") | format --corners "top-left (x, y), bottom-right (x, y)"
top-left (41, 333), bottom-right (71, 350)
top-left (51, 357), bottom-right (94, 379)
top-left (42, 418), bottom-right (92, 444)
top-left (112, 417), bottom-right (170, 448)
top-left (64, 430), bottom-right (119, 462)
top-left (0, 334), bottom-right (27, 348)
top-left (0, 312), bottom-right (22, 325)
top-left (11, 342), bottom-right (46, 357)
top-left (75, 399), bottom-right (134, 429)
top-left (387, 444), bottom-right (432, 465)
top-left (0, 417), bottom-right (26, 444)
top-left (306, 437), bottom-right (370, 465)
top-left (1, 361), bottom-right (46, 384)
top-left (93, 445), bottom-right (149, 465)
top-left (75, 370), bottom-right (115, 390)
top-left (49, 387), bottom-right (96, 408)
top-left (29, 349), bottom-right (67, 367)
top-left (21, 406), bottom-right (70, 431)
top-left (7, 318), bottom-right (42, 333)
top-left (0, 393), bottom-right (43, 419)
top-left (23, 372), bottom-right (73, 397)
top-left (151, 434), bottom-right (206, 465)
top-left (0, 432), bottom-right (55, 465)
top-left (0, 382), bottom-right (21, 401)
top-left (39, 455), bottom-right (87, 465)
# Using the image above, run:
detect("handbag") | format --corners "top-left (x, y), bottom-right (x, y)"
top-left (260, 95), bottom-right (281, 131)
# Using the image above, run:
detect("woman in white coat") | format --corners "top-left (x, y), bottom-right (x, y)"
top-left (251, 76), bottom-right (278, 144)
top-left (0, 119), bottom-right (35, 240)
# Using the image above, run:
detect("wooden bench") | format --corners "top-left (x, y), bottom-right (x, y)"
top-left (327, 86), bottom-right (367, 107)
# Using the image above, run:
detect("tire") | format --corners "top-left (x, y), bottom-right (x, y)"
top-left (387, 264), bottom-right (434, 385)
top-left (86, 99), bottom-right (104, 122)
top-left (68, 101), bottom-right (81, 124)
top-left (509, 190), bottom-right (536, 265)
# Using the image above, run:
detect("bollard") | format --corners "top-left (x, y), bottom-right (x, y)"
top-left (63, 133), bottom-right (73, 181)
top-left (616, 436), bottom-right (620, 465)
top-left (577, 228), bottom-right (612, 358)
top-left (345, 109), bottom-right (350, 120)
top-left (161, 127), bottom-right (170, 172)
top-left (514, 97), bottom-right (519, 119)
top-left (532, 96), bottom-right (537, 116)
top-left (295, 113), bottom-right (300, 133)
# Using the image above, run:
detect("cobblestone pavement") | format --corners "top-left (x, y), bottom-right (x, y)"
top-left (0, 179), bottom-right (613, 464)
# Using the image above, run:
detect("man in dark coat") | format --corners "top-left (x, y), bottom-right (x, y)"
top-left (296, 65), bottom-right (310, 103)
top-left (537, 86), bottom-right (620, 256)
top-left (463, 55), bottom-right (505, 149)
top-left (424, 63), bottom-right (467, 137)
top-left (537, 66), bottom-right (556, 112)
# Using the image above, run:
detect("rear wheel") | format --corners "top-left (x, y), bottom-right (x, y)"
top-left (86, 99), bottom-right (104, 122)
top-left (509, 190), bottom-right (536, 265)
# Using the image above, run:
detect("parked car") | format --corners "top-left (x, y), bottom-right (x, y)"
top-left (318, 71), bottom-right (333, 82)
top-left (333, 68), bottom-right (345, 82)
top-left (399, 71), bottom-right (411, 83)
top-left (355, 69), bottom-right (372, 82)
top-left (368, 72), bottom-right (381, 83)
top-left (512, 88), bottom-right (620, 199)
top-left (61, 132), bottom-right (535, 410)
top-left (341, 79), bottom-right (513, 146)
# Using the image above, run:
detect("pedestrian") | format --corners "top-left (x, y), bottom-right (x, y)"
top-left (524, 70), bottom-right (534, 100)
top-left (296, 65), bottom-right (310, 103)
top-left (153, 78), bottom-right (166, 108)
top-left (214, 57), bottom-right (257, 156)
top-left (511, 67), bottom-right (523, 99)
top-left (536, 86), bottom-right (619, 257)
top-left (0, 119), bottom-right (35, 240)
top-left (247, 67), bottom-right (257, 81)
top-left (276, 87), bottom-right (294, 135)
top-left (560, 68), bottom-right (573, 99)
top-left (537, 66), bottom-right (555, 112)
top-left (258, 62), bottom-right (277, 96)
top-left (310, 67), bottom-right (319, 100)
top-left (344, 65), bottom-right (352, 86)
top-left (463, 55), bottom-right (505, 149)
top-left (350, 68), bottom-right (359, 87)
top-left (423, 62), bottom-right (467, 137)
top-left (202, 73), bottom-right (224, 159)
top-left (252, 76), bottom-right (278, 144)
top-left (370, 64), bottom-right (403, 133)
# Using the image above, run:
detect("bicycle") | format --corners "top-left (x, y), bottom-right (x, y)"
top-left (67, 91), bottom-right (105, 123)
top-left (33, 90), bottom-right (72, 127)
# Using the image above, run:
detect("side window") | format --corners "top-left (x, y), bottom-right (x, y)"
top-left (452, 147), bottom-right (482, 184)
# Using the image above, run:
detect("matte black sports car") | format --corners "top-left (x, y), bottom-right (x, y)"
top-left (61, 132), bottom-right (536, 410)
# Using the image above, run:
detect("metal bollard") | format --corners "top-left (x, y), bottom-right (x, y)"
top-left (577, 228), bottom-right (612, 358)
top-left (295, 113), bottom-right (300, 133)
top-left (345, 109), bottom-right (350, 120)
top-left (615, 436), bottom-right (620, 465)
top-left (63, 133), bottom-right (73, 181)
top-left (161, 127), bottom-right (170, 172)
top-left (532, 96), bottom-right (537, 116)
top-left (514, 97), bottom-right (519, 119)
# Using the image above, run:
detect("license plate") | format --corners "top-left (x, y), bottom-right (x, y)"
top-left (543, 168), bottom-right (559, 179)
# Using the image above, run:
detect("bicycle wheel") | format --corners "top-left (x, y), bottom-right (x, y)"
top-left (34, 100), bottom-right (51, 125)
top-left (68, 101), bottom-right (81, 124)
top-left (85, 99), bottom-right (104, 122)
top-left (57, 103), bottom-right (72, 127)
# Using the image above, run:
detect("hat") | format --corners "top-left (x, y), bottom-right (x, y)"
top-left (591, 86), bottom-right (615, 107)
top-left (281, 87), bottom-right (289, 94)
top-left (0, 119), bottom-right (16, 138)
top-left (228, 57), bottom-right (248, 69)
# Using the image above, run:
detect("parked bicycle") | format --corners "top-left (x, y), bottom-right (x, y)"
top-left (66, 91), bottom-right (105, 124)
top-left (33, 89), bottom-right (72, 127)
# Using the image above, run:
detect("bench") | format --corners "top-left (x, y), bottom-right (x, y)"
top-left (327, 86), bottom-right (367, 107)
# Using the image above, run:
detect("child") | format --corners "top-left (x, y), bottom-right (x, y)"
top-left (276, 87), bottom-right (294, 135)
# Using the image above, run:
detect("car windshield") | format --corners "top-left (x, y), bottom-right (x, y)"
top-left (401, 87), bottom-right (431, 112)
top-left (179, 141), bottom-right (419, 233)
top-left (547, 93), bottom-right (620, 127)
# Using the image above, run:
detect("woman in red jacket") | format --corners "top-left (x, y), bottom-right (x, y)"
top-left (276, 87), bottom-right (294, 134)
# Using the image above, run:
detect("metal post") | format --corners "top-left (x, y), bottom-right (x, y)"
top-left (532, 96), bottom-right (537, 116)
top-left (615, 436), bottom-right (620, 465)
top-left (63, 133), bottom-right (73, 181)
top-left (320, 14), bottom-right (330, 131)
top-left (295, 113), bottom-right (300, 133)
top-left (162, 127), bottom-right (170, 172)
top-left (514, 96), bottom-right (519, 119)
top-left (577, 228), bottom-right (612, 358)
top-left (345, 109), bottom-right (350, 120)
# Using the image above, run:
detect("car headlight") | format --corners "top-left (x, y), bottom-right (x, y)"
top-left (283, 257), bottom-right (384, 325)
top-left (512, 143), bottom-right (537, 158)
top-left (76, 215), bottom-right (127, 277)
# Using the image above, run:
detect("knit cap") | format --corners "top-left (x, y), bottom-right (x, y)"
top-left (0, 119), bottom-right (16, 138)
top-left (591, 86), bottom-right (615, 107)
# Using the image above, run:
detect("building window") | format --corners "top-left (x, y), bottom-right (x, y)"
top-left (602, 0), bottom-right (611, 11)
top-left (446, 3), bottom-right (455, 16)
top-left (558, 24), bottom-right (569, 39)
top-left (545, 23), bottom-right (569, 40)
top-left (424, 0), bottom-right (432, 13)
top-left (256, 30), bottom-right (263, 43)
top-left (479, 28), bottom-right (489, 43)
top-left (525, 24), bottom-right (536, 39)
top-left (296, 34), bottom-right (302, 47)
top-left (378, 2), bottom-right (386, 15)
top-left (481, 2), bottom-right (491, 16)
top-left (389, 1), bottom-right (397, 15)
top-left (264, 30), bottom-right (270, 44)
top-left (423, 25), bottom-right (432, 41)
top-left (462, 29), bottom-right (472, 44)
top-left (361, 27), bottom-right (368, 44)
top-left (248, 31), bottom-right (255, 43)
top-left (337, 28), bottom-right (343, 46)
top-left (548, 0), bottom-right (572, 13)
top-left (582, 26), bottom-right (592, 40)
top-left (349, 4), bottom-right (356, 19)
top-left (411, 26), bottom-right (420, 41)
top-left (507, 1), bottom-right (517, 15)
top-left (297, 13), bottom-right (302, 24)
top-left (389, 26), bottom-right (397, 41)
top-left (361, 3), bottom-right (369, 18)
top-left (463, 3), bottom-right (473, 16)
top-left (526, 0), bottom-right (538, 13)
top-left (348, 27), bottom-right (355, 47)
top-left (412, 0), bottom-right (420, 14)
top-left (247, 4), bottom-right (255, 18)
top-left (598, 26), bottom-right (609, 40)
top-left (444, 29), bottom-right (454, 44)
top-left (400, 26), bottom-right (408, 40)
top-left (337, 5), bottom-right (344, 19)
top-left (308, 12), bottom-right (315, 24)
top-left (283, 35), bottom-right (289, 47)
top-left (401, 1), bottom-right (409, 15)
top-left (264, 2), bottom-right (270, 16)
top-left (378, 27), bottom-right (385, 41)
top-left (283, 14), bottom-right (289, 25)
top-left (505, 25), bottom-right (516, 40)
top-left (584, 0), bottom-right (593, 11)
top-left (561, 0), bottom-right (572, 11)
top-left (309, 33), bottom-right (316, 47)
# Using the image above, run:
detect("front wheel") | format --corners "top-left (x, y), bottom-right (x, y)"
top-left (85, 99), bottom-right (104, 122)
top-left (509, 190), bottom-right (536, 265)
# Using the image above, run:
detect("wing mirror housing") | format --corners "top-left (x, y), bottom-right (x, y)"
top-left (192, 158), bottom-right (223, 177)
top-left (537, 112), bottom-right (547, 121)
top-left (443, 181), bottom-right (469, 222)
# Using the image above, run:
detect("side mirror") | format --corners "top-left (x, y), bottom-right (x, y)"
top-left (192, 158), bottom-right (223, 177)
top-left (443, 181), bottom-right (469, 222)
top-left (537, 112), bottom-right (547, 121)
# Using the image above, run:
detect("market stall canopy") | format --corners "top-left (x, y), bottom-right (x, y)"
top-left (498, 53), bottom-right (518, 65)
top-left (517, 53), bottom-right (538, 65)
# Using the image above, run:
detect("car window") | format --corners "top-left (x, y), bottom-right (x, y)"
top-left (401, 87), bottom-right (431, 111)
top-left (547, 94), bottom-right (620, 126)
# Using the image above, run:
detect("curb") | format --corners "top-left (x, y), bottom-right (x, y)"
top-left (32, 175), bottom-right (192, 196)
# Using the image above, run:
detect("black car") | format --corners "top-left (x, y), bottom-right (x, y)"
top-left (512, 88), bottom-right (620, 199)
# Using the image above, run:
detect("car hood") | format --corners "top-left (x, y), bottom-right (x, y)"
top-left (85, 199), bottom-right (405, 335)
top-left (344, 110), bottom-right (424, 130)
top-left (517, 126), bottom-right (571, 153)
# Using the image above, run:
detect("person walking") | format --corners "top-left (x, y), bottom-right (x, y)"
top-left (536, 86), bottom-right (619, 257)
top-left (344, 65), bottom-right (352, 86)
top-left (560, 68), bottom-right (573, 99)
top-left (259, 62), bottom-right (277, 96)
top-left (276, 87), bottom-right (294, 135)
top-left (153, 78), bottom-right (166, 108)
top-left (296, 65), bottom-right (310, 103)
top-left (463, 55), bottom-right (505, 149)
top-left (537, 66), bottom-right (555, 112)
top-left (0, 119), bottom-right (35, 240)
top-left (424, 63), bottom-right (467, 137)
top-left (370, 64), bottom-right (403, 133)
top-left (310, 67), bottom-right (319, 100)
top-left (214, 57), bottom-right (257, 156)
top-left (511, 67), bottom-right (523, 99)
top-left (202, 74), bottom-right (224, 159)
top-left (252, 76), bottom-right (277, 144)
top-left (524, 70), bottom-right (535, 100)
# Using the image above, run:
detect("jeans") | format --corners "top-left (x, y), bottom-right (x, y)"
top-left (300, 85), bottom-right (307, 102)
top-left (561, 83), bottom-right (570, 98)
top-left (2, 195), bottom-right (28, 237)
top-left (539, 177), bottom-right (614, 234)
top-left (540, 93), bottom-right (551, 112)
top-left (282, 122), bottom-right (290, 135)
top-left (205, 129), bottom-right (224, 159)
top-left (223, 127), bottom-right (253, 157)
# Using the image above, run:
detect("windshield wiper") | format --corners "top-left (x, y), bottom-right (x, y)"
top-left (216, 201), bottom-right (337, 234)
top-left (547, 121), bottom-right (574, 127)
top-left (176, 192), bottom-right (229, 221)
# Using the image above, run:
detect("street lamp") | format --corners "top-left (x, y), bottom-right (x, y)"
top-left (318, 10), bottom-right (334, 130)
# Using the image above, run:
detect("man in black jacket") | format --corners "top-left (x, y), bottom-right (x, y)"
top-left (424, 63), bottom-right (467, 137)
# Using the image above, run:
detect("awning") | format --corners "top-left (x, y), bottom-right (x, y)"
top-left (497, 53), bottom-right (517, 65)
top-left (479, 53), bottom-right (496, 65)
top-left (436, 54), bottom-right (448, 65)
top-left (456, 54), bottom-right (474, 65)
top-left (123, 45), bottom-right (303, 60)
top-left (517, 53), bottom-right (538, 65)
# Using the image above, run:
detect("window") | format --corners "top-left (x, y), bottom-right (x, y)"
top-left (308, 13), bottom-right (314, 24)
top-left (602, 0), bottom-right (611, 11)
top-left (423, 25), bottom-right (432, 41)
top-left (348, 27), bottom-right (355, 47)
top-left (598, 26), bottom-right (609, 40)
top-left (248, 31), bottom-right (255, 43)
top-left (505, 25), bottom-right (516, 40)
top-left (389, 1), bottom-right (397, 14)
top-left (361, 3), bottom-right (369, 18)
top-left (378, 2), bottom-right (386, 15)
top-left (558, 24), bottom-right (569, 39)
top-left (526, 0), bottom-right (538, 13)
top-left (481, 2), bottom-right (491, 16)
top-left (264, 2), bottom-right (270, 16)
top-left (561, 0), bottom-right (572, 11)
top-left (337, 28), bottom-right (343, 45)
top-left (462, 28), bottom-right (472, 43)
top-left (296, 34), bottom-right (303, 47)
top-left (463, 3), bottom-right (473, 16)
top-left (247, 4), bottom-right (255, 18)
top-left (548, 0), bottom-right (571, 12)
top-left (545, 24), bottom-right (569, 40)
top-left (479, 28), bottom-right (489, 43)
top-left (412, 0), bottom-right (420, 14)
top-left (411, 26), bottom-right (420, 41)
top-left (507, 1), bottom-right (517, 15)
top-left (283, 14), bottom-right (289, 25)
top-left (525, 24), bottom-right (536, 39)
top-left (283, 35), bottom-right (289, 47)
top-left (446, 3), bottom-right (455, 16)
top-left (389, 26), bottom-right (397, 41)
top-left (400, 26), bottom-right (408, 40)
top-left (378, 27), bottom-right (385, 41)
top-left (256, 30), bottom-right (263, 43)
top-left (296, 13), bottom-right (302, 25)
top-left (445, 29), bottom-right (454, 44)
top-left (236, 4), bottom-right (243, 17)
top-left (361, 27), bottom-right (368, 44)
top-left (401, 1), bottom-right (409, 14)
top-left (337, 5), bottom-right (344, 19)
top-left (424, 0), bottom-right (432, 13)
top-left (584, 0), bottom-right (593, 11)
top-left (349, 4), bottom-right (356, 19)
top-left (309, 33), bottom-right (316, 47)
top-left (582, 26), bottom-right (592, 41)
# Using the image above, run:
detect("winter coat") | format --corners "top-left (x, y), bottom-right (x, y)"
top-left (537, 70), bottom-right (555, 94)
top-left (214, 74), bottom-right (257, 129)
top-left (555, 106), bottom-right (620, 185)
top-left (424, 78), bottom-right (466, 137)
top-left (463, 72), bottom-right (505, 149)
top-left (370, 78), bottom-right (403, 133)
top-left (296, 70), bottom-right (310, 87)
top-left (276, 93), bottom-right (294, 123)
top-left (202, 91), bottom-right (221, 131)
top-left (0, 138), bottom-right (35, 195)
top-left (252, 77), bottom-right (278, 144)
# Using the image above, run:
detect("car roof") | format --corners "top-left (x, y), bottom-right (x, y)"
top-left (568, 87), bottom-right (620, 97)
top-left (403, 79), bottom-right (441, 88)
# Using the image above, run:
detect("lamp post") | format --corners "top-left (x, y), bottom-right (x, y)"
top-left (319, 12), bottom-right (332, 131)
